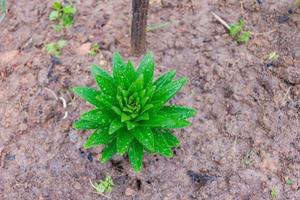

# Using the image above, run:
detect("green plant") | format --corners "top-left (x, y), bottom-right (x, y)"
top-left (0, 0), bottom-right (6, 23)
top-left (49, 1), bottom-right (76, 31)
top-left (73, 52), bottom-right (196, 172)
top-left (89, 43), bottom-right (100, 56)
top-left (268, 51), bottom-right (279, 61)
top-left (271, 186), bottom-right (279, 199)
top-left (46, 40), bottom-right (67, 57)
top-left (285, 177), bottom-right (293, 186)
top-left (229, 18), bottom-right (251, 43)
top-left (90, 176), bottom-right (114, 197)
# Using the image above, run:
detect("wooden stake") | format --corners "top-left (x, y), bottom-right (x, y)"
top-left (131, 0), bottom-right (149, 56)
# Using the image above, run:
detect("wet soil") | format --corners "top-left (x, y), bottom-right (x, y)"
top-left (0, 0), bottom-right (300, 199)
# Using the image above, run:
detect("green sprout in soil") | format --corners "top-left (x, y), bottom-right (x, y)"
top-left (271, 186), bottom-right (279, 199)
top-left (46, 40), bottom-right (67, 57)
top-left (212, 12), bottom-right (251, 43)
top-left (285, 177), bottom-right (293, 186)
top-left (49, 1), bottom-right (76, 32)
top-left (90, 176), bottom-right (114, 198)
top-left (73, 52), bottom-right (196, 172)
top-left (0, 0), bottom-right (6, 23)
top-left (228, 18), bottom-right (251, 43)
top-left (89, 43), bottom-right (101, 56)
top-left (268, 51), bottom-right (280, 62)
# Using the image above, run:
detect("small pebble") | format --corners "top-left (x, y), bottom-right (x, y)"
top-left (125, 187), bottom-right (136, 196)
top-left (5, 154), bottom-right (16, 161)
top-left (288, 8), bottom-right (293, 15)
top-left (277, 15), bottom-right (289, 24)
top-left (87, 152), bottom-right (93, 162)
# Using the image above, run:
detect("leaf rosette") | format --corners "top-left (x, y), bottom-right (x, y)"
top-left (73, 52), bottom-right (196, 172)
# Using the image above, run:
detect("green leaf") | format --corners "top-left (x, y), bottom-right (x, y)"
top-left (112, 52), bottom-right (127, 88)
top-left (80, 109), bottom-right (114, 125)
top-left (152, 78), bottom-right (187, 104)
top-left (126, 121), bottom-right (138, 130)
top-left (229, 19), bottom-right (244, 37)
top-left (52, 2), bottom-right (62, 10)
top-left (73, 119), bottom-right (102, 130)
top-left (57, 40), bottom-right (67, 48)
top-left (116, 130), bottom-right (134, 154)
top-left (153, 130), bottom-right (173, 157)
top-left (49, 11), bottom-right (59, 20)
top-left (128, 140), bottom-right (144, 172)
top-left (160, 106), bottom-right (196, 119)
top-left (137, 52), bottom-right (154, 86)
top-left (84, 127), bottom-right (115, 149)
top-left (62, 14), bottom-right (74, 26)
top-left (109, 119), bottom-right (124, 134)
top-left (154, 70), bottom-right (176, 90)
top-left (131, 127), bottom-right (154, 151)
top-left (91, 64), bottom-right (110, 79)
top-left (73, 87), bottom-right (102, 107)
top-left (121, 112), bottom-right (131, 122)
top-left (237, 31), bottom-right (251, 43)
top-left (100, 140), bottom-right (117, 163)
top-left (95, 73), bottom-right (116, 97)
top-left (63, 5), bottom-right (76, 14)
top-left (125, 61), bottom-right (137, 84)
top-left (128, 74), bottom-right (144, 93)
top-left (141, 113), bottom-right (191, 129)
top-left (156, 129), bottom-right (180, 147)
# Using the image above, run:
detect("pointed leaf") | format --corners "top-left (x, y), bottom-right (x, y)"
top-left (159, 106), bottom-right (196, 119)
top-left (141, 114), bottom-right (191, 129)
top-left (152, 78), bottom-right (187, 104)
top-left (73, 119), bottom-right (102, 130)
top-left (73, 87), bottom-right (101, 107)
top-left (84, 127), bottom-right (115, 149)
top-left (137, 52), bottom-right (154, 86)
top-left (100, 140), bottom-right (117, 163)
top-left (157, 129), bottom-right (180, 148)
top-left (109, 119), bottom-right (124, 134)
top-left (153, 130), bottom-right (173, 157)
top-left (95, 75), bottom-right (116, 97)
top-left (154, 70), bottom-right (176, 90)
top-left (128, 140), bottom-right (144, 172)
top-left (126, 121), bottom-right (138, 130)
top-left (91, 64), bottom-right (111, 79)
top-left (125, 61), bottom-right (137, 85)
top-left (117, 130), bottom-right (134, 154)
top-left (131, 127), bottom-right (154, 151)
top-left (112, 52), bottom-right (127, 88)
top-left (80, 109), bottom-right (114, 125)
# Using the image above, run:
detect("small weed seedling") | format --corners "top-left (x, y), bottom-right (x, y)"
top-left (90, 176), bottom-right (114, 198)
top-left (271, 186), bottom-right (279, 199)
top-left (285, 177), bottom-right (293, 186)
top-left (46, 40), bottom-right (67, 57)
top-left (212, 12), bottom-right (251, 43)
top-left (73, 52), bottom-right (196, 172)
top-left (49, 1), bottom-right (76, 31)
top-left (228, 18), bottom-right (251, 43)
top-left (268, 51), bottom-right (280, 62)
top-left (89, 43), bottom-right (101, 56)
top-left (0, 0), bottom-right (6, 23)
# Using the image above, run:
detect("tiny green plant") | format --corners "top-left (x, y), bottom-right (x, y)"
top-left (73, 52), bottom-right (196, 172)
top-left (285, 177), bottom-right (293, 186)
top-left (229, 18), bottom-right (251, 43)
top-left (90, 176), bottom-right (114, 198)
top-left (49, 1), bottom-right (76, 31)
top-left (268, 51), bottom-right (280, 61)
top-left (0, 0), bottom-right (6, 23)
top-left (46, 40), bottom-right (67, 57)
top-left (271, 186), bottom-right (279, 199)
top-left (89, 43), bottom-right (100, 56)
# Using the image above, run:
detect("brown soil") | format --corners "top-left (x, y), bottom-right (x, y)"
top-left (1, 0), bottom-right (300, 199)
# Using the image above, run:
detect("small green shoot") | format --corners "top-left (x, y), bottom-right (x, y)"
top-left (297, 0), bottom-right (300, 5)
top-left (242, 150), bottom-right (253, 166)
top-left (46, 40), bottom-right (67, 57)
top-left (268, 51), bottom-right (280, 61)
top-left (0, 0), bottom-right (6, 23)
top-left (285, 177), bottom-right (293, 186)
top-left (271, 187), bottom-right (279, 199)
top-left (229, 18), bottom-right (251, 43)
top-left (49, 1), bottom-right (76, 31)
top-left (89, 43), bottom-right (100, 56)
top-left (90, 176), bottom-right (114, 198)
